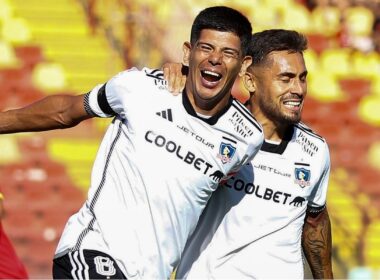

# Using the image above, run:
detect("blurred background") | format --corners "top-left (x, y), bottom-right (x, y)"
top-left (0, 0), bottom-right (379, 278)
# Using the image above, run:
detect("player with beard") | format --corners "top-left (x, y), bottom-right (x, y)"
top-left (0, 6), bottom-right (264, 279)
top-left (165, 29), bottom-right (333, 279)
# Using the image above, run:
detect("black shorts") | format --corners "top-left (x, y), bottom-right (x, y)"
top-left (53, 249), bottom-right (127, 279)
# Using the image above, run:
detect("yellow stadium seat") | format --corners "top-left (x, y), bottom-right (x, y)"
top-left (345, 6), bottom-right (374, 37)
top-left (0, 135), bottom-right (21, 164)
top-left (358, 96), bottom-right (380, 126)
top-left (1, 17), bottom-right (32, 44)
top-left (0, 0), bottom-right (13, 21)
top-left (303, 49), bottom-right (319, 74)
top-left (308, 72), bottom-right (345, 102)
top-left (319, 48), bottom-right (353, 78)
top-left (368, 142), bottom-right (380, 172)
top-left (32, 62), bottom-right (67, 93)
top-left (351, 51), bottom-right (380, 80)
top-left (311, 6), bottom-right (341, 36)
top-left (281, 3), bottom-right (312, 33)
top-left (0, 40), bottom-right (20, 68)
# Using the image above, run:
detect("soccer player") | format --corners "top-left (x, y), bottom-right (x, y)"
top-left (0, 191), bottom-right (29, 279)
top-left (165, 29), bottom-right (333, 279)
top-left (0, 6), bottom-right (264, 279)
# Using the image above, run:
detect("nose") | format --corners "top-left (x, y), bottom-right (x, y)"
top-left (208, 50), bottom-right (223, 65)
top-left (291, 79), bottom-right (306, 95)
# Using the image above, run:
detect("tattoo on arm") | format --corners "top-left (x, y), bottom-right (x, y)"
top-left (302, 208), bottom-right (334, 279)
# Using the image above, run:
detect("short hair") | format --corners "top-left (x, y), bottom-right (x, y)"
top-left (190, 6), bottom-right (252, 56)
top-left (249, 29), bottom-right (308, 66)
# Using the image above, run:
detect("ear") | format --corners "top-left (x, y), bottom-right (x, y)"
top-left (242, 69), bottom-right (256, 96)
top-left (182, 42), bottom-right (191, 66)
top-left (239, 56), bottom-right (252, 77)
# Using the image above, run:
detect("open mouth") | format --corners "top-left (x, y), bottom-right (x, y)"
top-left (201, 70), bottom-right (222, 83)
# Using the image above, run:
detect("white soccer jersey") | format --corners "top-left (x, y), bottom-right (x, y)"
top-left (54, 67), bottom-right (264, 279)
top-left (176, 123), bottom-right (330, 279)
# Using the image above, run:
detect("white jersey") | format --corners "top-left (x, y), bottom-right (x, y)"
top-left (55, 67), bottom-right (264, 279)
top-left (176, 123), bottom-right (330, 279)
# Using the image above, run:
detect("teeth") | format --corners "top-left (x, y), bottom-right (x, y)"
top-left (203, 70), bottom-right (221, 78)
top-left (284, 101), bottom-right (301, 107)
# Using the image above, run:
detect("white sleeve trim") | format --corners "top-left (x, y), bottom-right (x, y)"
top-left (87, 83), bottom-right (113, 118)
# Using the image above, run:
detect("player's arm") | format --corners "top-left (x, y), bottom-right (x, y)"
top-left (0, 94), bottom-right (92, 134)
top-left (302, 207), bottom-right (334, 279)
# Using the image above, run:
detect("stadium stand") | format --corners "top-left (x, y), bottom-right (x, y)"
top-left (0, 0), bottom-right (379, 278)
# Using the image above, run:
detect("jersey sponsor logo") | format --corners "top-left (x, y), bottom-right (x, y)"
top-left (217, 142), bottom-right (236, 164)
top-left (94, 256), bottom-right (116, 276)
top-left (156, 109), bottom-right (173, 122)
top-left (145, 130), bottom-right (224, 182)
top-left (289, 196), bottom-right (306, 207)
top-left (224, 177), bottom-right (306, 208)
top-left (177, 125), bottom-right (214, 149)
top-left (228, 111), bottom-right (255, 138)
top-left (294, 167), bottom-right (311, 188)
top-left (254, 164), bottom-right (291, 178)
top-left (295, 131), bottom-right (319, 157)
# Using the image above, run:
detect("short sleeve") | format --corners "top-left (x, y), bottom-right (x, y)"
top-left (307, 141), bottom-right (331, 213)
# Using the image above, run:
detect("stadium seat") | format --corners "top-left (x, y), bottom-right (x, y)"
top-left (311, 5), bottom-right (341, 37)
top-left (339, 78), bottom-right (371, 101)
top-left (1, 17), bottom-right (32, 44)
top-left (0, 40), bottom-right (20, 68)
top-left (31, 62), bottom-right (67, 93)
top-left (358, 95), bottom-right (380, 126)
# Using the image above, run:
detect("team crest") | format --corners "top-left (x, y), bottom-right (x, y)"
top-left (294, 167), bottom-right (311, 188)
top-left (217, 142), bottom-right (236, 164)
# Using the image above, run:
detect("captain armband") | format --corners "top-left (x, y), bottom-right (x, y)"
top-left (0, 192), bottom-right (4, 201)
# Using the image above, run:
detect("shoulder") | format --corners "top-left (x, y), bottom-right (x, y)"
top-left (228, 98), bottom-right (263, 138)
top-left (108, 67), bottom-right (167, 92)
top-left (293, 122), bottom-right (330, 159)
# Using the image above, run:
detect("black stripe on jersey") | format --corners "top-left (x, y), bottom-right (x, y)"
top-left (97, 83), bottom-right (116, 115)
top-left (145, 68), bottom-right (164, 80)
top-left (232, 101), bottom-right (262, 132)
top-left (222, 136), bottom-right (237, 144)
top-left (72, 121), bottom-right (123, 251)
top-left (295, 162), bottom-right (310, 166)
top-left (261, 126), bottom-right (294, 154)
top-left (182, 90), bottom-right (233, 125)
top-left (295, 123), bottom-right (324, 142)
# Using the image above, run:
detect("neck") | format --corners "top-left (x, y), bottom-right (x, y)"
top-left (252, 110), bottom-right (290, 142)
top-left (185, 87), bottom-right (231, 117)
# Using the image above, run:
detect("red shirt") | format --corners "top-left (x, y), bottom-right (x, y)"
top-left (0, 222), bottom-right (29, 279)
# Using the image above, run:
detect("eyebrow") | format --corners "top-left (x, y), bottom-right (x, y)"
top-left (278, 70), bottom-right (308, 77)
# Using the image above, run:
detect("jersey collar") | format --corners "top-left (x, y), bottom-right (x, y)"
top-left (182, 89), bottom-right (233, 125)
top-left (260, 125), bottom-right (294, 154)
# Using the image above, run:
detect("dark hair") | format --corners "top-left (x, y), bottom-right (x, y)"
top-left (249, 29), bottom-right (308, 66)
top-left (190, 6), bottom-right (252, 56)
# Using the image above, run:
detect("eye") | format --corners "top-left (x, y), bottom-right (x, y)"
top-left (223, 50), bottom-right (238, 59)
top-left (198, 44), bottom-right (212, 52)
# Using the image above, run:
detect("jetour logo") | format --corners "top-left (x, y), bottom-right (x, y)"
top-left (294, 167), bottom-right (311, 188)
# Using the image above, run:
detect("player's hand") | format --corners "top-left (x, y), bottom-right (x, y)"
top-left (163, 63), bottom-right (187, 95)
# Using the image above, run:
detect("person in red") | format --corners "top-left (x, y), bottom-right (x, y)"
top-left (0, 191), bottom-right (29, 279)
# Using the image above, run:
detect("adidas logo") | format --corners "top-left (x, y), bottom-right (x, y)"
top-left (156, 109), bottom-right (173, 122)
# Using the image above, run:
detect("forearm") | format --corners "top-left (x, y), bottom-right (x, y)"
top-left (0, 94), bottom-right (91, 134)
top-left (302, 208), bottom-right (333, 279)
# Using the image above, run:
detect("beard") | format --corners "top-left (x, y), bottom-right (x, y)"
top-left (258, 96), bottom-right (302, 125)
